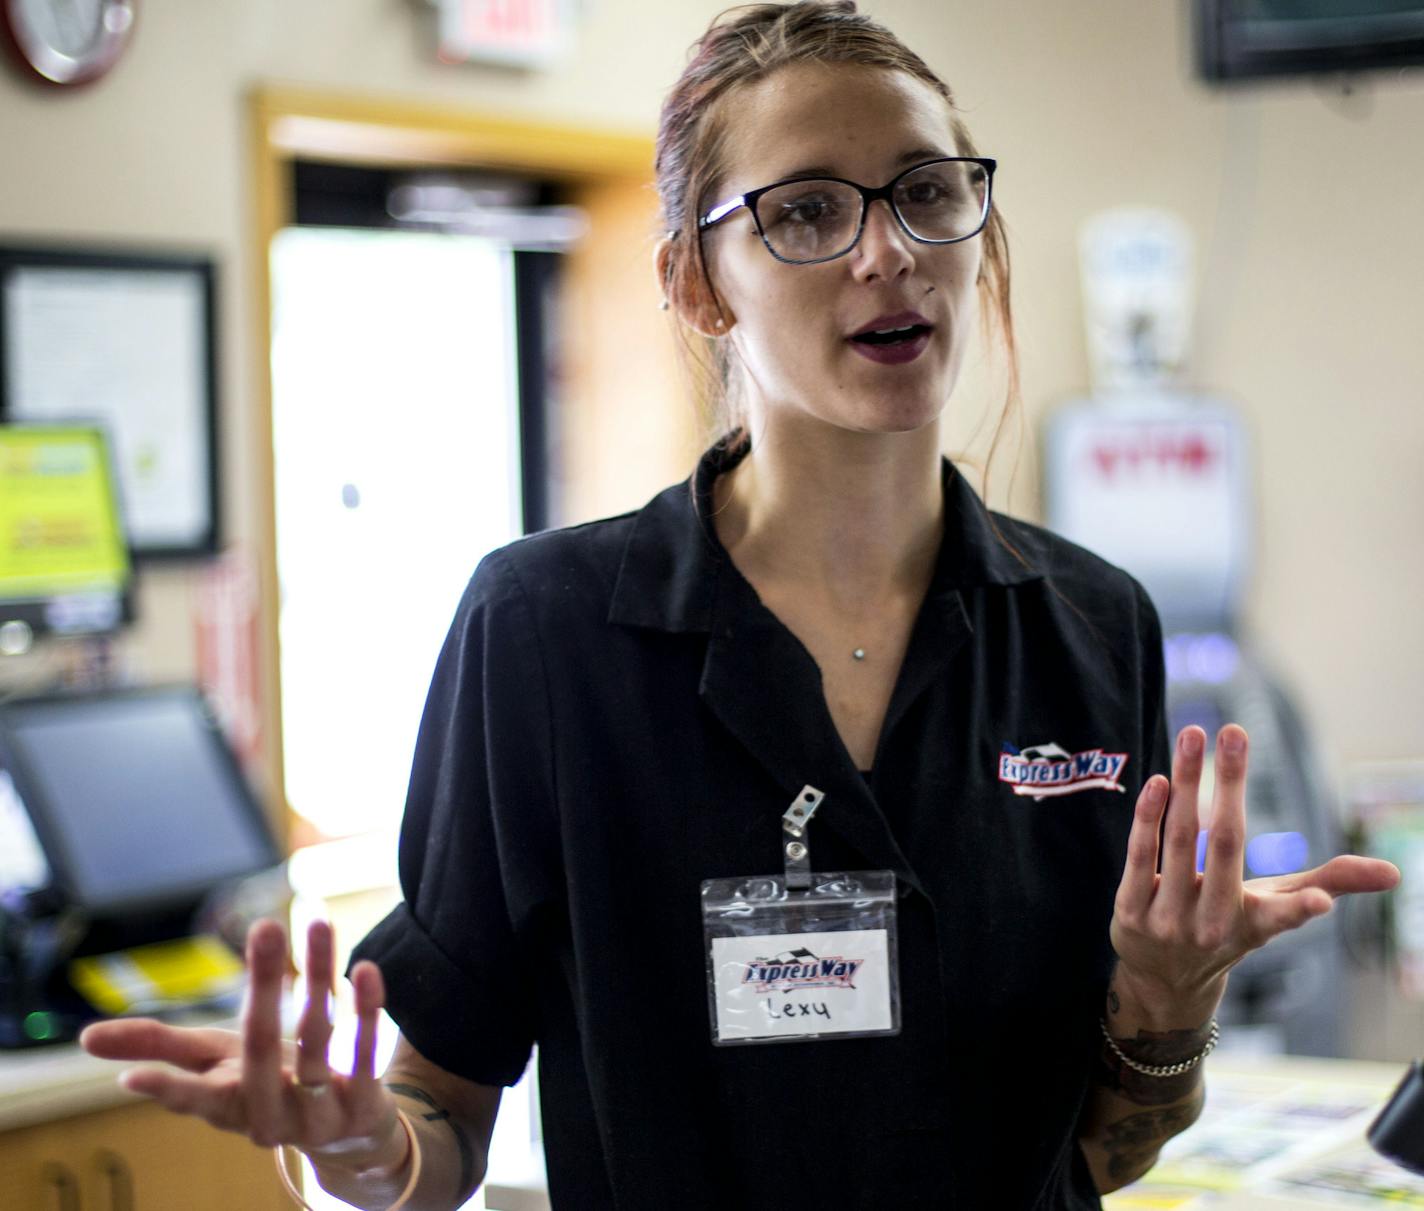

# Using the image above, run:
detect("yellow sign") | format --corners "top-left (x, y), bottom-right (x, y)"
top-left (0, 428), bottom-right (128, 596)
top-left (70, 935), bottom-right (245, 1016)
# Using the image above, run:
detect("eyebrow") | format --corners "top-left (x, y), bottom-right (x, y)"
top-left (776, 147), bottom-right (952, 180)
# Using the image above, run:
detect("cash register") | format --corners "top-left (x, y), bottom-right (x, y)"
top-left (0, 423), bottom-right (282, 1047)
top-left (0, 684), bottom-right (282, 1046)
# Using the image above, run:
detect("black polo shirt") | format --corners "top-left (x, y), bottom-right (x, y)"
top-left (350, 438), bottom-right (1171, 1210)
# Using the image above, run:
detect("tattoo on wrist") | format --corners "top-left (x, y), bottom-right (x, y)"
top-left (385, 1081), bottom-right (475, 1195)
top-left (1094, 1023), bottom-right (1213, 1105)
top-left (1102, 1090), bottom-right (1205, 1180)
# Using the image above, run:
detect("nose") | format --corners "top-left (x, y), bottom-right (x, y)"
top-left (849, 197), bottom-right (915, 282)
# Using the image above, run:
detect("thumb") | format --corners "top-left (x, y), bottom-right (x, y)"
top-left (1245, 886), bottom-right (1333, 947)
top-left (1278, 855), bottom-right (1400, 898)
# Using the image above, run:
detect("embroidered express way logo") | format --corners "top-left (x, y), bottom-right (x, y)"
top-left (999, 741), bottom-right (1128, 801)
top-left (742, 947), bottom-right (863, 994)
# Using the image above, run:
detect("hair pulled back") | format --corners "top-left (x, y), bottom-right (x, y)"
top-left (654, 0), bottom-right (1021, 485)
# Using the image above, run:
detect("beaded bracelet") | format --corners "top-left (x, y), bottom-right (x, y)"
top-left (1099, 1016), bottom-right (1220, 1078)
top-left (274, 1105), bottom-right (422, 1211)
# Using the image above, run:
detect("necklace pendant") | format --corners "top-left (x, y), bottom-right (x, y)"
top-left (852, 648), bottom-right (866, 661)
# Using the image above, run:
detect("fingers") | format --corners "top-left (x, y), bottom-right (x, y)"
top-left (98, 918), bottom-right (391, 1151)
top-left (1244, 855), bottom-right (1401, 947)
top-left (241, 919), bottom-right (290, 1144)
top-left (349, 959), bottom-right (386, 1092)
top-left (1277, 854), bottom-right (1403, 898)
top-left (119, 1068), bottom-right (243, 1133)
top-left (1199, 725), bottom-right (1249, 921)
top-left (79, 1020), bottom-right (238, 1073)
top-left (1116, 775), bottom-right (1169, 919)
top-left (294, 920), bottom-right (335, 1087)
top-left (1157, 726), bottom-right (1207, 911)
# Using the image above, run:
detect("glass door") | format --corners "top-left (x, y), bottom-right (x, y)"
top-left (269, 226), bottom-right (522, 843)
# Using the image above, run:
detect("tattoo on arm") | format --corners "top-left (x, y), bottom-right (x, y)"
top-left (1093, 1023), bottom-right (1212, 1106)
top-left (384, 1082), bottom-right (476, 1196)
top-left (1101, 1089), bottom-right (1205, 1181)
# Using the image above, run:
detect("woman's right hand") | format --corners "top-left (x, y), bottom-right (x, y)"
top-left (78, 918), bottom-right (409, 1178)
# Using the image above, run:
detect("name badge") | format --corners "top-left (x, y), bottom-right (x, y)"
top-left (701, 869), bottom-right (901, 1046)
top-left (709, 925), bottom-right (895, 1042)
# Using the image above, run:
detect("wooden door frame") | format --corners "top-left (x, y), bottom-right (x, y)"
top-left (248, 88), bottom-right (666, 847)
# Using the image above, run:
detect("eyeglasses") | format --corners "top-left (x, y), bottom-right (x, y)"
top-left (697, 157), bottom-right (996, 266)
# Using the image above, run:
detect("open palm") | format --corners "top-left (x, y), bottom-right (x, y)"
top-left (79, 919), bottom-right (404, 1169)
top-left (1109, 723), bottom-right (1399, 1010)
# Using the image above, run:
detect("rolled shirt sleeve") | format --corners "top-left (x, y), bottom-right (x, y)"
top-left (348, 548), bottom-right (558, 1088)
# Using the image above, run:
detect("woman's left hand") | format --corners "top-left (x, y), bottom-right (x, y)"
top-left (1109, 723), bottom-right (1400, 1026)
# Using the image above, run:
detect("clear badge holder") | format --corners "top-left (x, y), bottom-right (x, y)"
top-left (701, 785), bottom-right (901, 1046)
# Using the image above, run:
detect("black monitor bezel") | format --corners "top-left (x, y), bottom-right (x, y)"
top-left (0, 420), bottom-right (136, 639)
top-left (0, 684), bottom-right (281, 917)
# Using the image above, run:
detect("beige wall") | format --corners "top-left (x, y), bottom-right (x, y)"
top-left (1, 1), bottom-right (1421, 794)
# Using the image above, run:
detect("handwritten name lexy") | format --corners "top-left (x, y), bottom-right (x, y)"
top-left (762, 999), bottom-right (832, 1021)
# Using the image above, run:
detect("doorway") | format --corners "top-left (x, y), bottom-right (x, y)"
top-left (250, 88), bottom-right (692, 1210)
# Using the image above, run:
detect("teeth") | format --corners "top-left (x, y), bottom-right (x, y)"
top-left (870, 325), bottom-right (915, 335)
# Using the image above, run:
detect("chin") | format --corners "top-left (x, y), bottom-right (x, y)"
top-left (787, 377), bottom-right (947, 436)
top-left (851, 394), bottom-right (946, 435)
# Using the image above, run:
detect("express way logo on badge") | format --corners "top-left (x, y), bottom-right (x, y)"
top-left (741, 947), bottom-right (864, 994)
top-left (999, 740), bottom-right (1128, 801)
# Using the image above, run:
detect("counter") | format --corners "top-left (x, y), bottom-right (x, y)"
top-left (4, 1033), bottom-right (1419, 1209)
top-left (1106, 1053), bottom-right (1424, 1210)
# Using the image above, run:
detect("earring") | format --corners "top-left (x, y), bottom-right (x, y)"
top-left (659, 297), bottom-right (669, 311)
top-left (714, 318), bottom-right (725, 329)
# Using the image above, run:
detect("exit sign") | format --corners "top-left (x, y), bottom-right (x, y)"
top-left (436, 0), bottom-right (576, 67)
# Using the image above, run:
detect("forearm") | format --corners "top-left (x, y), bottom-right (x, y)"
top-left (1075, 968), bottom-right (1221, 1194)
top-left (308, 1077), bottom-right (488, 1211)
top-left (1077, 1058), bottom-right (1204, 1192)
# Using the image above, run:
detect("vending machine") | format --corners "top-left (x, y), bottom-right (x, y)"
top-left (1041, 211), bottom-right (1347, 1055)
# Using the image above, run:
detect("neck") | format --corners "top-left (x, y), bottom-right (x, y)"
top-left (711, 420), bottom-right (945, 612)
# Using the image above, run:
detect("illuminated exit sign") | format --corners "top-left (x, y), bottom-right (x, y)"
top-left (435, 0), bottom-right (576, 67)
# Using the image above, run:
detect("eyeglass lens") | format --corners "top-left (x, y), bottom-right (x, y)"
top-left (754, 161), bottom-right (989, 263)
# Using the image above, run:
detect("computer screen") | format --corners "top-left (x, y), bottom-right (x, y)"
top-left (0, 423), bottom-right (132, 643)
top-left (0, 687), bottom-right (279, 914)
top-left (1197, 0), bottom-right (1424, 81)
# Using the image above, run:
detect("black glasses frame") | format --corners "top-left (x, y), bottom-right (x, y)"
top-left (697, 156), bottom-right (997, 266)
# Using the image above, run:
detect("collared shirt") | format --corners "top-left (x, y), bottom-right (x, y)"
top-left (350, 438), bottom-right (1171, 1210)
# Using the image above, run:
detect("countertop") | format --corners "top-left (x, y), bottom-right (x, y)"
top-left (5, 1035), bottom-right (1422, 1208)
top-left (1105, 1053), bottom-right (1424, 1210)
top-left (0, 1012), bottom-right (237, 1133)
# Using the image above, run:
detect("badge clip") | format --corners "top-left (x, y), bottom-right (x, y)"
top-left (782, 785), bottom-right (825, 889)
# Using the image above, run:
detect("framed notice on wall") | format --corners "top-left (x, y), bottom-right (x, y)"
top-left (0, 245), bottom-right (220, 559)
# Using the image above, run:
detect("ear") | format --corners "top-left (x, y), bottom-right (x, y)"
top-left (654, 233), bottom-right (732, 338)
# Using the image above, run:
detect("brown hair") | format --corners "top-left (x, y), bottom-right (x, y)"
top-left (653, 0), bottom-right (1023, 506)
top-left (644, 1), bottom-right (1158, 674)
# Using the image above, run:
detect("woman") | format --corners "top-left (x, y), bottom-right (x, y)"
top-left (81, 3), bottom-right (1399, 1208)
